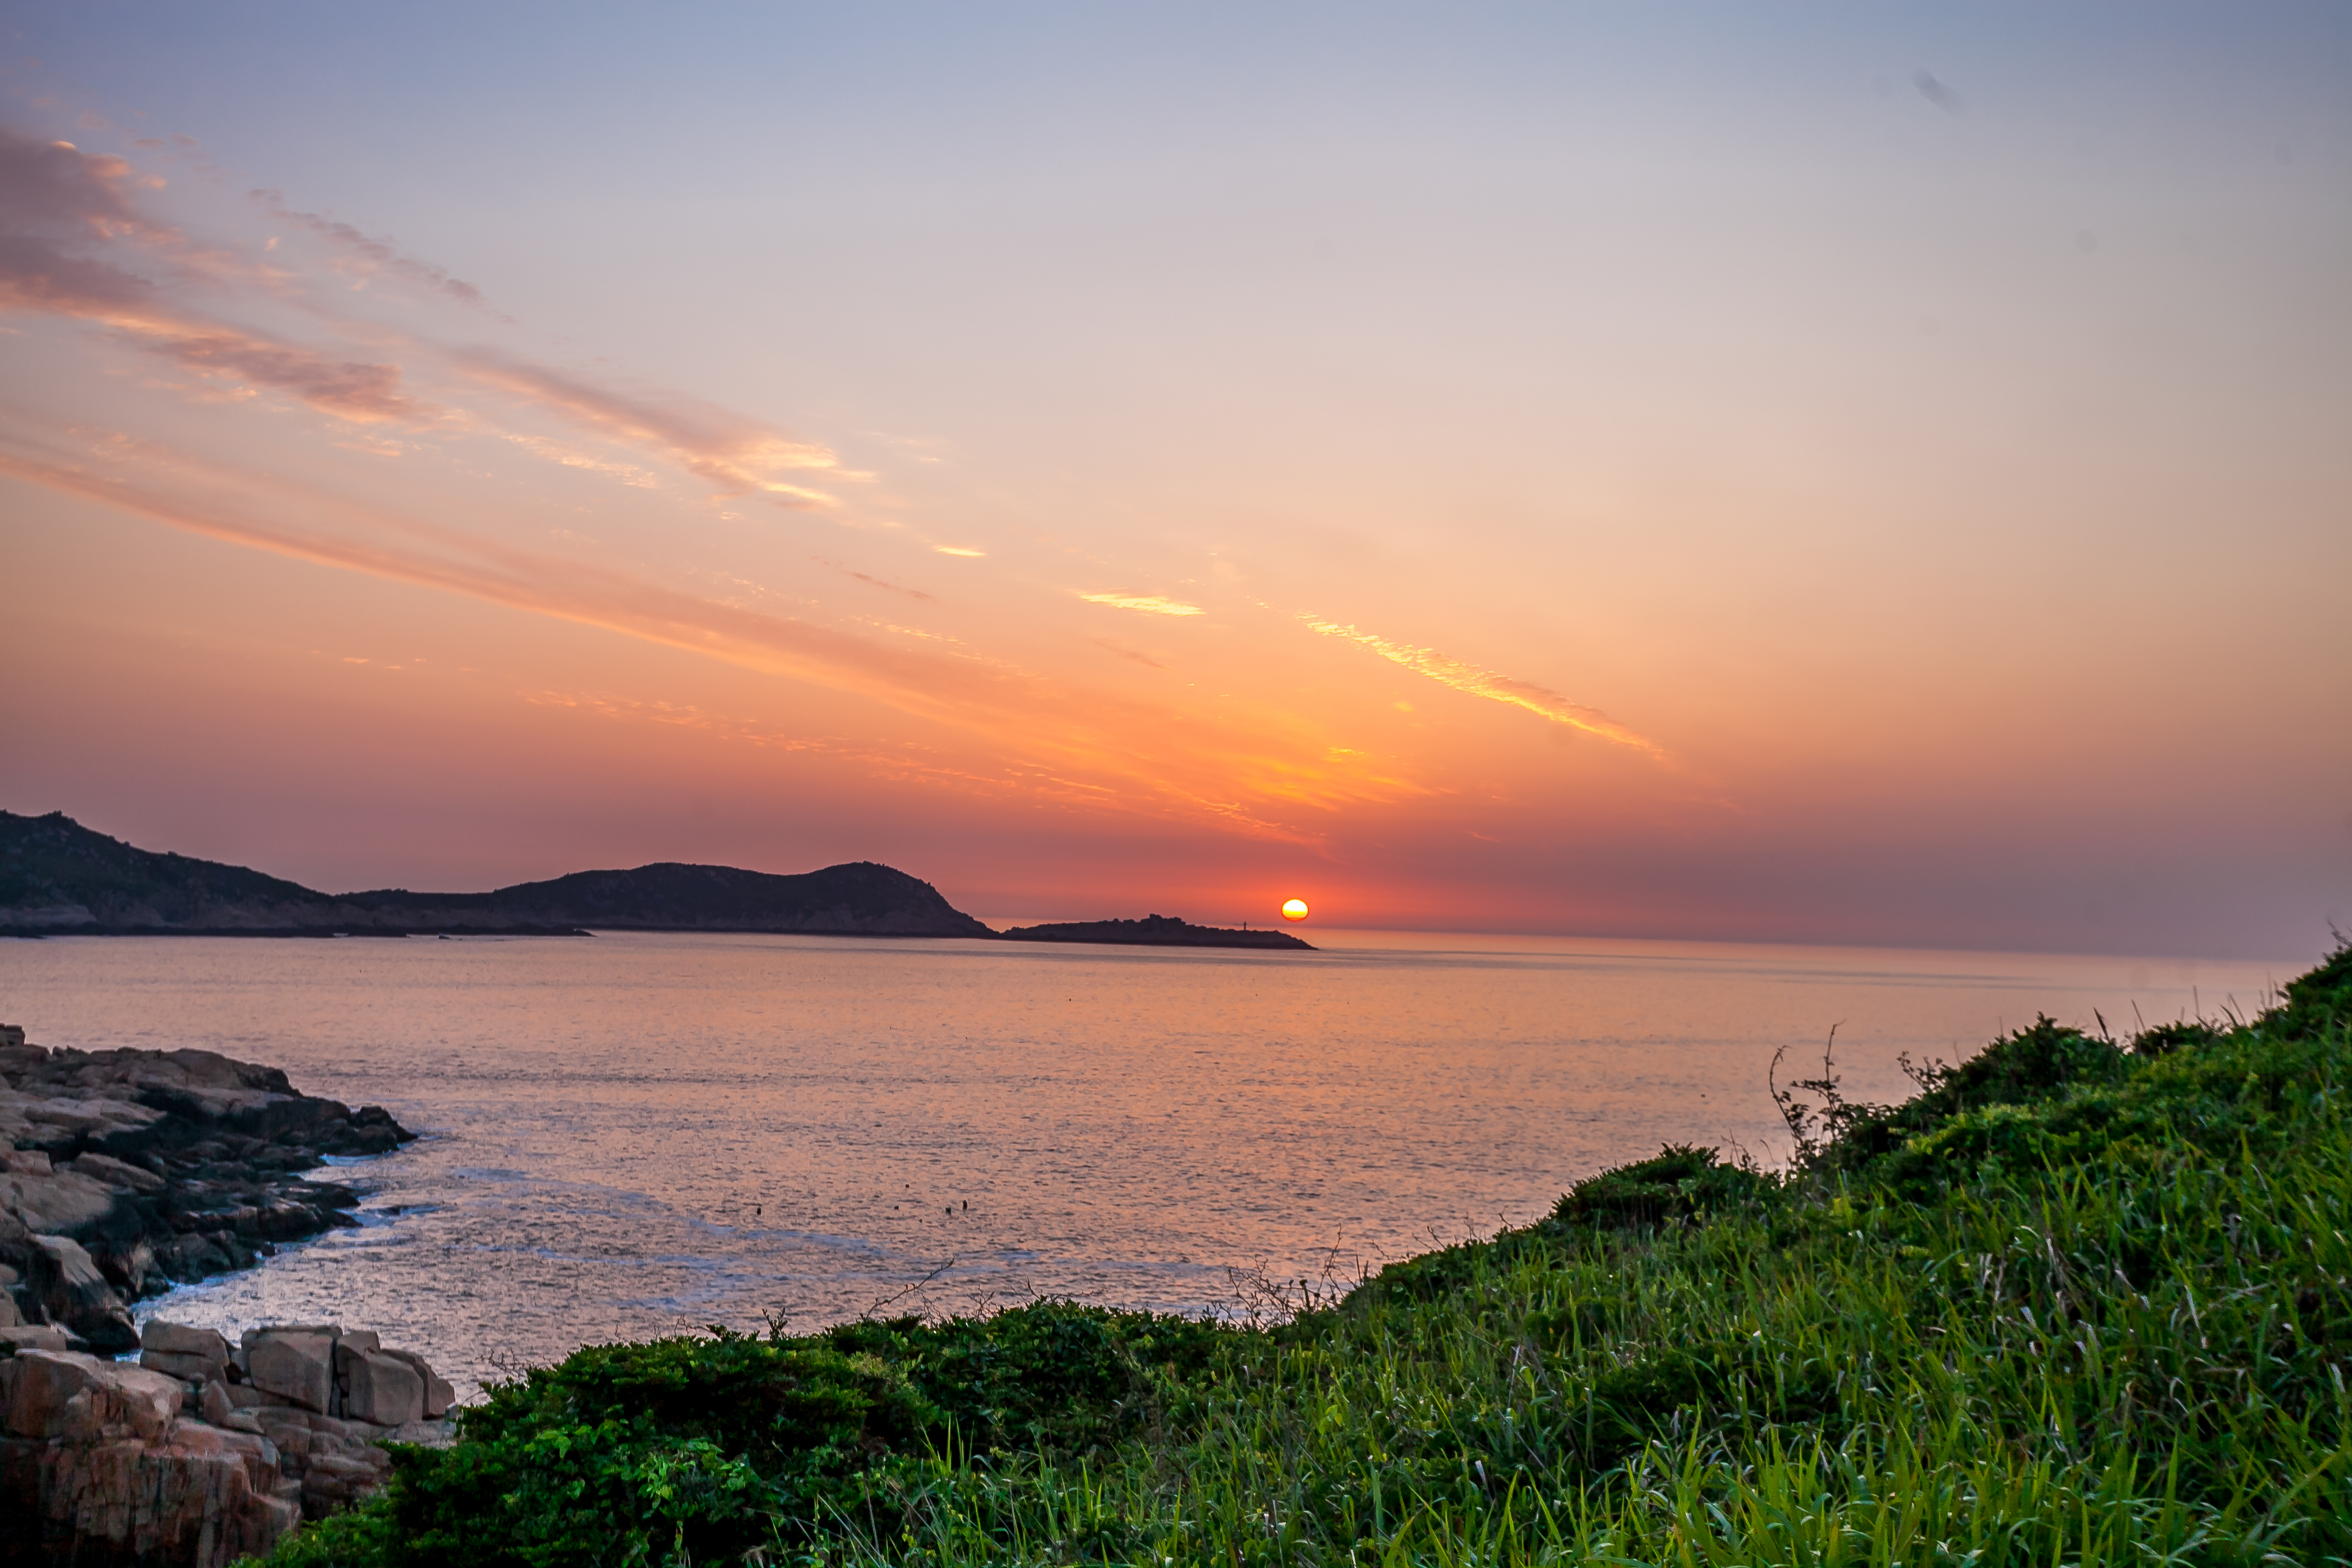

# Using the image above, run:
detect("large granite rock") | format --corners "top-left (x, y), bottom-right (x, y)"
top-left (5, 1319), bottom-right (461, 1563)
top-left (337, 1343), bottom-right (423, 1427)
top-left (140, 1319), bottom-right (232, 1385)
top-left (244, 1327), bottom-right (336, 1414)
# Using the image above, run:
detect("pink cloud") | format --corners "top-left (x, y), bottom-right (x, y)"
top-left (143, 329), bottom-right (428, 423)
top-left (250, 191), bottom-right (495, 311)
top-left (0, 129), bottom-right (437, 424)
top-left (454, 350), bottom-right (842, 503)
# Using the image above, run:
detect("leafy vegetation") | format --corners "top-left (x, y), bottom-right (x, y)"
top-left (255, 944), bottom-right (2352, 1567)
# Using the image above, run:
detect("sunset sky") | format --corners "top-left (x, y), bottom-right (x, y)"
top-left (2, 4), bottom-right (2345, 958)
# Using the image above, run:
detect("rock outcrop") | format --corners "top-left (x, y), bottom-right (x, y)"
top-left (1, 1036), bottom-right (412, 1349)
top-left (1, 1320), bottom-right (458, 1566)
top-left (997, 913), bottom-right (1316, 950)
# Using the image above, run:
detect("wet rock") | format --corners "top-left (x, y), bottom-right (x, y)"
top-left (160, 1232), bottom-right (235, 1282)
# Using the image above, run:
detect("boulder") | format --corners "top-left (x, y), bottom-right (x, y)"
top-left (1, 1349), bottom-right (183, 1444)
top-left (26, 1235), bottom-right (137, 1352)
top-left (0, 1323), bottom-right (70, 1352)
top-left (141, 1319), bottom-right (233, 1385)
top-left (141, 1347), bottom-right (221, 1384)
top-left (337, 1345), bottom-right (423, 1427)
top-left (244, 1327), bottom-right (336, 1413)
top-left (381, 1346), bottom-right (458, 1418)
top-left (1, 1160), bottom-right (119, 1235)
top-left (145, 1320), bottom-right (233, 1360)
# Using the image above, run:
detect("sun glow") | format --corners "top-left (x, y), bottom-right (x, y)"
top-left (1281, 899), bottom-right (1309, 922)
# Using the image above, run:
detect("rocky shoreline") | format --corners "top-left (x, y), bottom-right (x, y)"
top-left (2, 1026), bottom-right (447, 1564)
top-left (1, 1027), bottom-right (412, 1352)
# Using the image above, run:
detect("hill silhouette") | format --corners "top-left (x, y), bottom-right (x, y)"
top-left (0, 810), bottom-right (990, 938)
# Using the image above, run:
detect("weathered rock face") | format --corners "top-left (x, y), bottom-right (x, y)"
top-left (1, 1037), bottom-right (413, 1344)
top-left (0, 1348), bottom-right (300, 1567)
top-left (2, 1319), bottom-right (461, 1566)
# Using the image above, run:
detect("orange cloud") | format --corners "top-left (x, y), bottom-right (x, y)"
top-left (1079, 592), bottom-right (1204, 616)
top-left (0, 420), bottom-right (1427, 843)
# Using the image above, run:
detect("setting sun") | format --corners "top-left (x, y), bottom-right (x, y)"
top-left (1281, 899), bottom-right (1309, 922)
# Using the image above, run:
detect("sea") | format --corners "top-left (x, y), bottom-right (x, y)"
top-left (0, 929), bottom-right (2295, 1399)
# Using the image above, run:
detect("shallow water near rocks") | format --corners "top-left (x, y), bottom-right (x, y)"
top-left (0, 930), bottom-right (2291, 1399)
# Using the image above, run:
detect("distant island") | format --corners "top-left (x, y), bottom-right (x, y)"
top-left (0, 810), bottom-right (989, 938)
top-left (998, 914), bottom-right (1313, 950)
top-left (0, 811), bottom-right (1314, 949)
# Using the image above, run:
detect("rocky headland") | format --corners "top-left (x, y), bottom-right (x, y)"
top-left (1, 810), bottom-right (991, 938)
top-left (997, 913), bottom-right (1315, 950)
top-left (1, 1029), bottom-right (412, 1351)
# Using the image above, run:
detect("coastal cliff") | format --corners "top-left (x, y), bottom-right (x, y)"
top-left (0, 811), bottom-right (991, 939)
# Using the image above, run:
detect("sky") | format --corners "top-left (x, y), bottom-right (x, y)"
top-left (1, 2), bottom-right (2345, 958)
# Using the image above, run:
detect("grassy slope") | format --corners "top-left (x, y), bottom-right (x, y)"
top-left (256, 947), bottom-right (2352, 1567)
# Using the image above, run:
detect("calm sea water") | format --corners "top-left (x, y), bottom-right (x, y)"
top-left (0, 930), bottom-right (2292, 1397)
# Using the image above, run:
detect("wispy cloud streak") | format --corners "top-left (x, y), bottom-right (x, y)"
top-left (1300, 614), bottom-right (1665, 757)
top-left (1079, 592), bottom-right (1203, 616)
top-left (453, 351), bottom-right (844, 504)
top-left (252, 191), bottom-right (496, 311)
